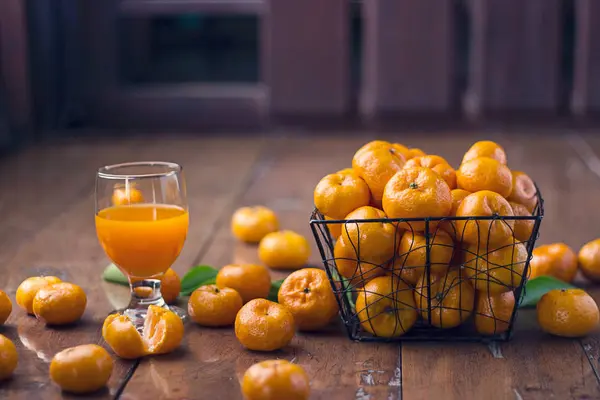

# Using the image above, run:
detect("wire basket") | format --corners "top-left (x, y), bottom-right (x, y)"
top-left (309, 189), bottom-right (544, 342)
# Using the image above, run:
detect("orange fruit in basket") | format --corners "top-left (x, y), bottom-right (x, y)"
top-left (507, 170), bottom-right (538, 213)
top-left (404, 155), bottom-right (457, 189)
top-left (188, 285), bottom-right (243, 327)
top-left (391, 229), bottom-right (454, 285)
top-left (537, 289), bottom-right (599, 337)
top-left (333, 236), bottom-right (386, 288)
top-left (439, 189), bottom-right (471, 240)
top-left (382, 167), bottom-right (452, 232)
top-left (50, 344), bottom-right (113, 394)
top-left (258, 230), bottom-right (311, 269)
top-left (407, 148), bottom-right (426, 159)
top-left (231, 206), bottom-right (279, 243)
top-left (278, 268), bottom-right (338, 331)
top-left (340, 206), bottom-right (400, 267)
top-left (242, 360), bottom-right (310, 400)
top-left (314, 171), bottom-right (371, 219)
top-left (578, 239), bottom-right (600, 282)
top-left (529, 243), bottom-right (578, 283)
top-left (235, 299), bottom-right (295, 351)
top-left (0, 290), bottom-right (12, 325)
top-left (112, 183), bottom-right (144, 206)
top-left (456, 157), bottom-right (513, 198)
top-left (391, 143), bottom-right (413, 160)
top-left (455, 190), bottom-right (515, 246)
top-left (355, 276), bottom-right (417, 337)
top-left (352, 140), bottom-right (406, 208)
top-left (0, 334), bottom-right (18, 380)
top-left (160, 268), bottom-right (181, 304)
top-left (474, 291), bottom-right (515, 335)
top-left (216, 264), bottom-right (271, 303)
top-left (509, 202), bottom-right (535, 243)
top-left (463, 240), bottom-right (528, 294)
top-left (462, 140), bottom-right (507, 165)
top-left (33, 282), bottom-right (87, 325)
top-left (16, 276), bottom-right (62, 314)
top-left (325, 216), bottom-right (342, 240)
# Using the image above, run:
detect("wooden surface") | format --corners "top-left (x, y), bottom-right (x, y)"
top-left (2, 131), bottom-right (600, 399)
top-left (572, 0), bottom-right (600, 115)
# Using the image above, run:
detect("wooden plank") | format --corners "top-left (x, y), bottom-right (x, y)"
top-left (119, 0), bottom-right (264, 15)
top-left (121, 135), bottom-right (402, 399)
top-left (572, 0), bottom-right (600, 115)
top-left (0, 136), bottom-right (263, 398)
top-left (465, 0), bottom-right (562, 115)
top-left (263, 0), bottom-right (350, 116)
top-left (360, 0), bottom-right (455, 117)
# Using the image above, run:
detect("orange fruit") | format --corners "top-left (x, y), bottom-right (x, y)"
top-left (0, 334), bottom-right (18, 380)
top-left (462, 140), bottom-right (507, 165)
top-left (509, 201), bottom-right (535, 243)
top-left (456, 157), bottom-right (513, 198)
top-left (278, 268), bottom-right (339, 331)
top-left (258, 231), bottom-right (311, 269)
top-left (231, 206), bottom-right (279, 243)
top-left (102, 305), bottom-right (184, 359)
top-left (16, 276), bottom-right (62, 314)
top-left (537, 289), bottom-right (599, 337)
top-left (324, 216), bottom-right (342, 240)
top-left (112, 183), bottom-right (144, 206)
top-left (188, 284), bottom-right (243, 327)
top-left (474, 291), bottom-right (515, 335)
top-left (439, 189), bottom-right (471, 240)
top-left (32, 282), bottom-right (87, 325)
top-left (392, 229), bottom-right (454, 285)
top-left (355, 276), bottom-right (417, 337)
top-left (407, 148), bottom-right (427, 159)
top-left (50, 344), bottom-right (113, 394)
top-left (352, 140), bottom-right (406, 207)
top-left (333, 236), bottom-right (386, 288)
top-left (382, 167), bottom-right (452, 232)
top-left (0, 290), bottom-right (12, 325)
top-left (391, 142), bottom-right (413, 160)
top-left (463, 240), bottom-right (528, 293)
top-left (160, 268), bottom-right (181, 304)
top-left (529, 243), bottom-right (578, 283)
top-left (313, 172), bottom-right (371, 219)
top-left (578, 239), bottom-right (600, 282)
top-left (404, 155), bottom-right (457, 189)
top-left (216, 263), bottom-right (271, 303)
top-left (339, 206), bottom-right (400, 268)
top-left (241, 360), bottom-right (310, 400)
top-left (507, 170), bottom-right (538, 213)
top-left (235, 299), bottom-right (295, 351)
top-left (455, 190), bottom-right (515, 246)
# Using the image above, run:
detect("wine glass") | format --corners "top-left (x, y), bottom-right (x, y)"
top-left (95, 161), bottom-right (189, 328)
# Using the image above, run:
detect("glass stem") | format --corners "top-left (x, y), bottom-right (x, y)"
top-left (128, 278), bottom-right (166, 310)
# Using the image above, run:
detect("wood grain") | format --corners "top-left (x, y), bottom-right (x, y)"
top-left (572, 0), bottom-right (600, 115)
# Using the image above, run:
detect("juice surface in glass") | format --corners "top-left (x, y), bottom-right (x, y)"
top-left (96, 204), bottom-right (189, 278)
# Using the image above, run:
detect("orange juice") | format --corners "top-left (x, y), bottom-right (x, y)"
top-left (96, 204), bottom-right (189, 278)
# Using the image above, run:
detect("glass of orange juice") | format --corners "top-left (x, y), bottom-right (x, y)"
top-left (95, 161), bottom-right (189, 327)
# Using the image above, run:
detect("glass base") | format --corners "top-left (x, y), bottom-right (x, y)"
top-left (110, 305), bottom-right (188, 332)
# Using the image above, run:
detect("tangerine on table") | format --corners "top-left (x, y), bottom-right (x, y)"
top-left (403, 155), bottom-right (457, 189)
top-left (235, 299), bottom-right (295, 351)
top-left (507, 170), bottom-right (538, 213)
top-left (509, 201), bottom-right (535, 243)
top-left (578, 238), bottom-right (600, 282)
top-left (0, 334), bottom-right (18, 380)
top-left (16, 276), bottom-right (62, 315)
top-left (333, 236), bottom-right (386, 288)
top-left (188, 284), bottom-right (243, 327)
top-left (382, 166), bottom-right (452, 232)
top-left (439, 188), bottom-right (471, 240)
top-left (216, 263), bottom-right (271, 303)
top-left (474, 291), bottom-right (515, 335)
top-left (258, 230), bottom-right (311, 270)
top-left (231, 206), bottom-right (279, 243)
top-left (355, 276), bottom-right (418, 337)
top-left (241, 360), bottom-right (310, 400)
top-left (0, 290), bottom-right (12, 325)
top-left (529, 243), bottom-right (578, 283)
top-left (50, 344), bottom-right (113, 394)
top-left (456, 157), bottom-right (513, 198)
top-left (462, 140), bottom-right (507, 165)
top-left (537, 289), bottom-right (600, 337)
top-left (278, 268), bottom-right (339, 331)
top-left (313, 171), bottom-right (371, 219)
top-left (160, 268), bottom-right (181, 305)
top-left (32, 282), bottom-right (87, 325)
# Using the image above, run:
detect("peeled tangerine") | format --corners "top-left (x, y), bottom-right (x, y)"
top-left (50, 344), bottom-right (113, 394)
top-left (102, 305), bottom-right (184, 359)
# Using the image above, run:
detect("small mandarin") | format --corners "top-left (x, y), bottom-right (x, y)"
top-left (391, 143), bottom-right (413, 160)
top-left (407, 148), bottom-right (427, 159)
top-left (0, 334), bottom-right (18, 380)
top-left (507, 170), bottom-right (538, 213)
top-left (313, 172), bottom-right (371, 219)
top-left (333, 236), bottom-right (386, 288)
top-left (404, 155), bottom-right (457, 189)
top-left (188, 285), bottom-right (243, 327)
top-left (50, 344), bottom-right (113, 394)
top-left (462, 140), bottom-right (507, 165)
top-left (258, 231), bottom-right (311, 270)
top-left (324, 216), bottom-right (342, 240)
top-left (16, 276), bottom-right (62, 314)
top-left (143, 305), bottom-right (184, 355)
top-left (439, 188), bottom-right (471, 240)
top-left (509, 201), bottom-right (535, 243)
top-left (241, 360), bottom-right (310, 400)
top-left (231, 206), bottom-right (279, 243)
top-left (0, 290), bottom-right (12, 325)
top-left (216, 264), bottom-right (271, 303)
top-left (456, 157), bottom-right (513, 198)
top-left (579, 239), bottom-right (600, 282)
top-left (32, 282), bottom-right (87, 325)
top-left (235, 299), bottom-right (295, 351)
top-left (537, 289), bottom-right (599, 338)
top-left (475, 291), bottom-right (515, 335)
top-left (529, 243), bottom-right (578, 283)
top-left (160, 268), bottom-right (181, 304)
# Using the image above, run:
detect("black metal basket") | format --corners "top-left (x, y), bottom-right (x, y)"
top-left (309, 189), bottom-right (544, 342)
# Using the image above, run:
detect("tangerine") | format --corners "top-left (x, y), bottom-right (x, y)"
top-left (216, 263), bottom-right (271, 303)
top-left (456, 157), bottom-right (513, 198)
top-left (439, 188), bottom-right (471, 240)
top-left (258, 231), bottom-right (311, 270)
top-left (235, 299), bottom-right (295, 351)
top-left (474, 291), bottom-right (515, 335)
top-left (241, 360), bottom-right (310, 400)
top-left (50, 344), bottom-right (113, 394)
top-left (509, 201), bottom-right (535, 243)
top-left (404, 155), bottom-right (457, 189)
top-left (529, 243), bottom-right (578, 283)
top-left (507, 170), bottom-right (538, 213)
top-left (160, 268), bottom-right (181, 305)
top-left (188, 285), bottom-right (243, 327)
top-left (313, 172), bottom-right (371, 219)
top-left (0, 334), bottom-right (17, 380)
top-left (16, 276), bottom-right (62, 315)
top-left (0, 290), bottom-right (12, 325)
top-left (537, 289), bottom-right (599, 337)
top-left (462, 140), bottom-right (507, 165)
top-left (578, 239), bottom-right (600, 282)
top-left (333, 236), bottom-right (386, 288)
top-left (231, 206), bottom-right (279, 243)
top-left (32, 282), bottom-right (87, 325)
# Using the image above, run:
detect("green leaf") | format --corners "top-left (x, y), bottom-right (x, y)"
top-left (102, 264), bottom-right (129, 286)
top-left (268, 279), bottom-right (285, 302)
top-left (519, 275), bottom-right (577, 308)
top-left (180, 265), bottom-right (219, 296)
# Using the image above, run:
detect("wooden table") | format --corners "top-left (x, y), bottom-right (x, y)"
top-left (1, 131), bottom-right (600, 399)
